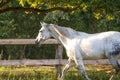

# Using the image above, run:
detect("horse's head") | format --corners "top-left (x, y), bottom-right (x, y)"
top-left (35, 22), bottom-right (51, 45)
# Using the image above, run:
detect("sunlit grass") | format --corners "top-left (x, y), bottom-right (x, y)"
top-left (0, 65), bottom-right (119, 80)
top-left (0, 66), bottom-right (56, 80)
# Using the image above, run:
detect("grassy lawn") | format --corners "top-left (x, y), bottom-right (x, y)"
top-left (0, 65), bottom-right (119, 80)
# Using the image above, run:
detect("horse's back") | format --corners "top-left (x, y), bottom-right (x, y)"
top-left (97, 31), bottom-right (120, 38)
top-left (86, 31), bottom-right (120, 42)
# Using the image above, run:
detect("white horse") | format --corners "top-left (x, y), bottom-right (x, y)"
top-left (35, 22), bottom-right (120, 80)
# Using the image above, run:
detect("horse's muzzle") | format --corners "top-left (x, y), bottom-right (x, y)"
top-left (35, 40), bottom-right (39, 45)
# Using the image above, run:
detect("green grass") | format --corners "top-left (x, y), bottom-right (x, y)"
top-left (0, 65), bottom-right (119, 80)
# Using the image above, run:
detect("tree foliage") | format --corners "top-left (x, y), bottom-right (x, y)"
top-left (0, 0), bottom-right (120, 19)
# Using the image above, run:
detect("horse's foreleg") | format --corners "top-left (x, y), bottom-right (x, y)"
top-left (107, 55), bottom-right (120, 80)
top-left (75, 59), bottom-right (91, 80)
top-left (60, 58), bottom-right (73, 80)
top-left (109, 72), bottom-right (118, 80)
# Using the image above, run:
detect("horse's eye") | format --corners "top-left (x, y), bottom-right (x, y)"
top-left (40, 30), bottom-right (43, 33)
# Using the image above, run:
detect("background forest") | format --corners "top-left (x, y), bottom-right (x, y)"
top-left (0, 0), bottom-right (120, 60)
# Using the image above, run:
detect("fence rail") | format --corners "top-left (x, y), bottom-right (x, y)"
top-left (0, 59), bottom-right (115, 66)
top-left (0, 39), bottom-right (59, 45)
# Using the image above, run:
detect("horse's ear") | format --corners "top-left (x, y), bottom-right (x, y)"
top-left (40, 22), bottom-right (47, 25)
top-left (40, 22), bottom-right (43, 25)
top-left (40, 22), bottom-right (49, 29)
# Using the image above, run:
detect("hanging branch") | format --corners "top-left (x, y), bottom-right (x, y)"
top-left (0, 6), bottom-right (81, 14)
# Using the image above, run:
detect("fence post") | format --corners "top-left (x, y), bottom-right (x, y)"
top-left (55, 44), bottom-right (63, 78)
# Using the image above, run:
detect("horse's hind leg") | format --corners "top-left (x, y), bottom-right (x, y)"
top-left (107, 53), bottom-right (120, 80)
top-left (74, 59), bottom-right (91, 80)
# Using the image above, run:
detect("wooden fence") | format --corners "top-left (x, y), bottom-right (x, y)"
top-left (0, 39), bottom-right (119, 77)
top-left (0, 39), bottom-right (115, 65)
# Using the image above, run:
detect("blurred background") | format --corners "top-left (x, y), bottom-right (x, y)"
top-left (0, 0), bottom-right (120, 60)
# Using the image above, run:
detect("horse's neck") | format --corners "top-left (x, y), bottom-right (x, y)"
top-left (49, 25), bottom-right (89, 47)
top-left (52, 25), bottom-right (68, 39)
top-left (49, 25), bottom-right (69, 47)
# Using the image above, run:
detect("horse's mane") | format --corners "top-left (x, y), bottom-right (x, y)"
top-left (52, 24), bottom-right (88, 39)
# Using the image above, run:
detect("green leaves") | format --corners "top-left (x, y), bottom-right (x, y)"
top-left (0, 0), bottom-right (2, 3)
top-left (16, 0), bottom-right (120, 21)
top-left (19, 0), bottom-right (26, 6)
top-left (18, 0), bottom-right (45, 8)
top-left (44, 11), bottom-right (69, 23)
